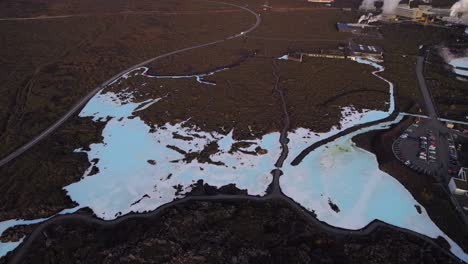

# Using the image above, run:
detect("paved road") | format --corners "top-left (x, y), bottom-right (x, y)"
top-left (416, 47), bottom-right (438, 119)
top-left (6, 38), bottom-right (465, 264)
top-left (0, 0), bottom-right (261, 168)
top-left (7, 192), bottom-right (463, 264)
top-left (1, 4), bottom-right (465, 264)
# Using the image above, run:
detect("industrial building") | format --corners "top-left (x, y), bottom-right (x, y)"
top-left (394, 4), bottom-right (433, 21)
top-left (431, 8), bottom-right (451, 17)
top-left (449, 176), bottom-right (468, 196)
top-left (336, 23), bottom-right (377, 32)
top-left (336, 23), bottom-right (379, 36)
top-left (449, 168), bottom-right (468, 213)
top-left (307, 0), bottom-right (334, 3)
top-left (348, 42), bottom-right (383, 58)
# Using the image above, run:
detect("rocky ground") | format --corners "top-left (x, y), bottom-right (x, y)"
top-left (0, 117), bottom-right (105, 221)
top-left (0, 0), bottom-right (252, 156)
top-left (426, 46), bottom-right (468, 122)
top-left (0, 200), bottom-right (458, 264)
top-left (366, 23), bottom-right (463, 116)
top-left (0, 0), bottom-right (376, 223)
top-left (1, 0), bottom-right (467, 262)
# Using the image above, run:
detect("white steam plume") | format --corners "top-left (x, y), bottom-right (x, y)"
top-left (360, 0), bottom-right (377, 10)
top-left (449, 0), bottom-right (468, 24)
top-left (382, 0), bottom-right (402, 14)
top-left (359, 0), bottom-right (402, 14)
top-left (450, 0), bottom-right (468, 17)
top-left (438, 46), bottom-right (456, 63)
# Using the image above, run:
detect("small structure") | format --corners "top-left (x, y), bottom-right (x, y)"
top-left (431, 8), bottom-right (451, 17)
top-left (449, 177), bottom-right (468, 195)
top-left (395, 5), bottom-right (423, 19)
top-left (307, 0), bottom-right (334, 3)
top-left (336, 23), bottom-right (377, 33)
top-left (348, 42), bottom-right (383, 58)
top-left (394, 4), bottom-right (433, 21)
top-left (449, 168), bottom-right (468, 195)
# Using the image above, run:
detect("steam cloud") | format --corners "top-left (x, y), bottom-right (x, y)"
top-left (450, 0), bottom-right (468, 17)
top-left (450, 0), bottom-right (468, 24)
top-left (438, 46), bottom-right (456, 63)
top-left (359, 0), bottom-right (402, 14)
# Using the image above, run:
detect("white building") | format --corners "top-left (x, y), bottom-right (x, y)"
top-left (395, 5), bottom-right (424, 19)
top-left (394, 4), bottom-right (434, 21)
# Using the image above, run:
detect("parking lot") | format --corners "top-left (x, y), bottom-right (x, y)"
top-left (393, 119), bottom-right (445, 178)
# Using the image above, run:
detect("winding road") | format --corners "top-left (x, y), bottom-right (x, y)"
top-left (6, 190), bottom-right (464, 263)
top-left (1, 2), bottom-right (466, 264)
top-left (0, 0), bottom-right (260, 168)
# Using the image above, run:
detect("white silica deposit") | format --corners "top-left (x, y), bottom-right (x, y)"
top-left (281, 57), bottom-right (468, 261)
top-left (281, 116), bottom-right (468, 261)
top-left (65, 86), bottom-right (280, 220)
top-left (288, 57), bottom-right (394, 161)
top-left (449, 57), bottom-right (468, 77)
top-left (0, 207), bottom-right (80, 257)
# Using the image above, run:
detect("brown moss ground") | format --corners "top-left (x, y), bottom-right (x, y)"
top-left (0, 0), bottom-right (380, 222)
top-left (0, 0), bottom-right (252, 156)
top-left (0, 0), bottom-right (236, 17)
top-left (425, 49), bottom-right (468, 121)
top-left (108, 55), bottom-right (391, 139)
top-left (0, 117), bottom-right (105, 221)
top-left (0, 0), bottom-right (462, 232)
top-left (108, 58), bottom-right (284, 140)
top-left (279, 57), bottom-right (389, 132)
top-left (0, 200), bottom-right (457, 264)
top-left (365, 24), bottom-right (463, 115)
top-left (147, 5), bottom-right (357, 76)
top-left (252, 8), bottom-right (355, 40)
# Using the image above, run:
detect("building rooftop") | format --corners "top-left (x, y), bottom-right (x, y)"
top-left (307, 0), bottom-right (334, 2)
top-left (349, 43), bottom-right (383, 55)
top-left (453, 177), bottom-right (468, 191)
top-left (336, 23), bottom-right (355, 32)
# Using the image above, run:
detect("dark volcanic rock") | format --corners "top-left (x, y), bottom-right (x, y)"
top-left (1, 200), bottom-right (458, 264)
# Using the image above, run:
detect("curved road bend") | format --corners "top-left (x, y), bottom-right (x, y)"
top-left (0, 0), bottom-right (261, 167)
top-left (2, 5), bottom-right (465, 263)
top-left (291, 60), bottom-right (400, 166)
top-left (7, 194), bottom-right (463, 263)
top-left (7, 62), bottom-right (464, 264)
